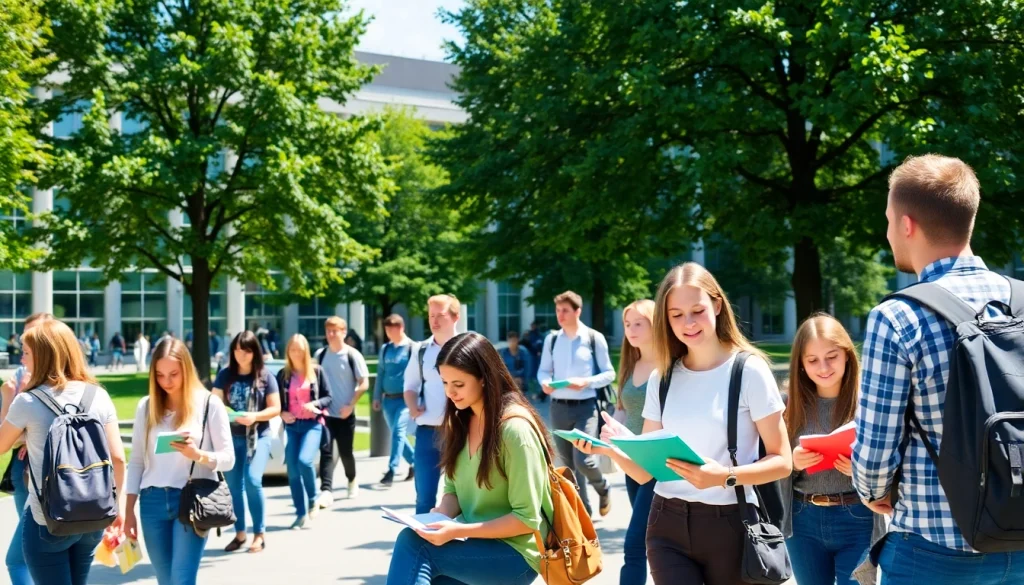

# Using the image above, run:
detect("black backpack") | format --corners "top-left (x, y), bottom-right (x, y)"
top-left (885, 278), bottom-right (1024, 552)
top-left (27, 385), bottom-right (118, 536)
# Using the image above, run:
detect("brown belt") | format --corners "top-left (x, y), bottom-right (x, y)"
top-left (796, 492), bottom-right (861, 507)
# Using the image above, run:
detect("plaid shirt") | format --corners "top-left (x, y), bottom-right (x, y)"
top-left (851, 256), bottom-right (1011, 552)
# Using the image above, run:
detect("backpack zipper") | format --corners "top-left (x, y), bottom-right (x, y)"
top-left (56, 460), bottom-right (112, 473)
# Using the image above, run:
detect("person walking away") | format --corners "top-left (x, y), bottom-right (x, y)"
top-left (372, 314), bottom-right (415, 487)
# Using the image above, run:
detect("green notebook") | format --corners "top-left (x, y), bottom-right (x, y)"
top-left (552, 429), bottom-right (611, 448)
top-left (611, 430), bottom-right (705, 483)
top-left (153, 432), bottom-right (188, 455)
top-left (224, 407), bottom-right (246, 423)
top-left (547, 380), bottom-right (572, 390)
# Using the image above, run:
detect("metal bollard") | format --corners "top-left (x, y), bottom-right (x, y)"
top-left (370, 402), bottom-right (391, 457)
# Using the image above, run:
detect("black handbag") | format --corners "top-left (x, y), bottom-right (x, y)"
top-left (726, 352), bottom-right (792, 585)
top-left (178, 395), bottom-right (236, 536)
top-left (0, 456), bottom-right (14, 494)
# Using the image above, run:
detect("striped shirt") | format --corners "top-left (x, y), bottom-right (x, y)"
top-left (852, 255), bottom-right (1011, 552)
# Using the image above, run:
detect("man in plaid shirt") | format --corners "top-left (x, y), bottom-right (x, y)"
top-left (851, 154), bottom-right (1024, 583)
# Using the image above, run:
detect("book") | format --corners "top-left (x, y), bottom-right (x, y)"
top-left (153, 431), bottom-right (188, 455)
top-left (799, 421), bottom-right (856, 475)
top-left (224, 407), bottom-right (246, 423)
top-left (547, 380), bottom-right (572, 390)
top-left (611, 430), bottom-right (705, 483)
top-left (552, 429), bottom-right (611, 448)
top-left (380, 507), bottom-right (467, 541)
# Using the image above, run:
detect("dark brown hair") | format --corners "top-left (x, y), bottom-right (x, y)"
top-left (383, 314), bottom-right (405, 327)
top-left (889, 154), bottom-right (980, 246)
top-left (437, 332), bottom-right (555, 489)
top-left (226, 330), bottom-right (266, 387)
top-left (553, 291), bottom-right (582, 311)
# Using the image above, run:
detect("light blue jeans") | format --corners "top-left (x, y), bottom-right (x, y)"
top-left (223, 435), bottom-right (272, 534)
top-left (413, 426), bottom-right (442, 514)
top-left (386, 528), bottom-right (537, 585)
top-left (382, 395), bottom-right (414, 474)
top-left (6, 454), bottom-right (33, 585)
top-left (139, 487), bottom-right (208, 585)
top-left (878, 531), bottom-right (1024, 585)
top-left (21, 511), bottom-right (101, 585)
top-left (785, 497), bottom-right (874, 585)
top-left (285, 420), bottom-right (322, 518)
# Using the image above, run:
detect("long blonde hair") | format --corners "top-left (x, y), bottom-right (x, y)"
top-left (617, 299), bottom-right (656, 404)
top-left (652, 262), bottom-right (767, 374)
top-left (147, 338), bottom-right (205, 434)
top-left (785, 314), bottom-right (860, 443)
top-left (283, 334), bottom-right (316, 382)
top-left (22, 320), bottom-right (98, 391)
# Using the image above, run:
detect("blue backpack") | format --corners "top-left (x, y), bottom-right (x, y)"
top-left (27, 385), bottom-right (118, 536)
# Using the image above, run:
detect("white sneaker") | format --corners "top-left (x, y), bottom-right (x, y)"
top-left (308, 501), bottom-right (320, 519)
top-left (347, 480), bottom-right (359, 499)
top-left (317, 490), bottom-right (334, 509)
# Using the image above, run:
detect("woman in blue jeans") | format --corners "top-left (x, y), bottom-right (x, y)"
top-left (124, 338), bottom-right (235, 585)
top-left (276, 334), bottom-right (332, 529)
top-left (782, 315), bottom-right (882, 585)
top-left (213, 331), bottom-right (281, 553)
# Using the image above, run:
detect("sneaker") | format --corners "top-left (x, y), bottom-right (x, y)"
top-left (404, 466), bottom-right (415, 482)
top-left (308, 501), bottom-right (320, 519)
top-left (317, 490), bottom-right (334, 510)
top-left (599, 489), bottom-right (612, 517)
top-left (347, 480), bottom-right (359, 499)
top-left (290, 516), bottom-right (307, 530)
top-left (380, 470), bottom-right (395, 487)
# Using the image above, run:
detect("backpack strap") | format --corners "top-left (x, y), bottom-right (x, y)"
top-left (884, 282), bottom-right (978, 326)
top-left (726, 352), bottom-right (752, 518)
top-left (500, 413), bottom-right (558, 554)
top-left (28, 388), bottom-right (64, 417)
top-left (77, 384), bottom-right (98, 415)
top-left (316, 347), bottom-right (327, 366)
top-left (658, 359), bottom-right (677, 417)
top-left (348, 352), bottom-right (357, 385)
top-left (187, 394), bottom-right (213, 480)
top-left (418, 343), bottom-right (429, 402)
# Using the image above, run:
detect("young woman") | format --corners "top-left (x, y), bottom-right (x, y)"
top-left (124, 338), bottom-right (235, 585)
top-left (577, 262), bottom-right (792, 585)
top-left (276, 334), bottom-right (333, 529)
top-left (386, 332), bottom-right (553, 585)
top-left (212, 330), bottom-right (281, 553)
top-left (782, 315), bottom-right (882, 585)
top-left (0, 319), bottom-right (127, 585)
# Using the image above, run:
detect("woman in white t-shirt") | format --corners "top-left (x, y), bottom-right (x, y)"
top-left (576, 262), bottom-right (792, 585)
top-left (124, 338), bottom-right (234, 585)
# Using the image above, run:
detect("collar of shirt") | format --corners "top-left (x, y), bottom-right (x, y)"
top-left (918, 255), bottom-right (989, 283)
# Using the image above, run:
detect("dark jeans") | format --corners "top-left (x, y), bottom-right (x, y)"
top-left (414, 425), bottom-right (442, 514)
top-left (621, 476), bottom-right (654, 585)
top-left (785, 497), bottom-right (874, 585)
top-left (878, 531), bottom-right (1024, 585)
top-left (319, 414), bottom-right (357, 491)
top-left (549, 398), bottom-right (608, 516)
top-left (646, 495), bottom-right (749, 585)
top-left (21, 511), bottom-right (102, 585)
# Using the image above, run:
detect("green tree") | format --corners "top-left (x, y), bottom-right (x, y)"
top-left (33, 0), bottom-right (390, 379)
top-left (343, 107), bottom-right (478, 337)
top-left (0, 0), bottom-right (51, 268)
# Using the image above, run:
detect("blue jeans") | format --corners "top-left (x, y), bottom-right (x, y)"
top-left (223, 434), bottom-right (271, 534)
top-left (621, 476), bottom-right (654, 585)
top-left (285, 420), bottom-right (322, 517)
top-left (7, 454), bottom-right (33, 585)
top-left (20, 511), bottom-right (101, 585)
top-left (878, 531), bottom-right (1024, 585)
top-left (386, 528), bottom-right (537, 585)
top-left (786, 497), bottom-right (874, 585)
top-left (139, 487), bottom-right (208, 585)
top-left (383, 396), bottom-right (415, 474)
top-left (414, 426), bottom-right (442, 514)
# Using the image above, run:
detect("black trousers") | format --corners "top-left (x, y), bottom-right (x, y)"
top-left (646, 495), bottom-right (751, 585)
top-left (319, 414), bottom-right (357, 491)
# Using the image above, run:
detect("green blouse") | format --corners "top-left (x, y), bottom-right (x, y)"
top-left (442, 416), bottom-right (554, 572)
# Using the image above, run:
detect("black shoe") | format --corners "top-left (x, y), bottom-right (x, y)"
top-left (380, 470), bottom-right (395, 487)
top-left (405, 466), bottom-right (415, 482)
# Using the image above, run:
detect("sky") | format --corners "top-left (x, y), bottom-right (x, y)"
top-left (347, 0), bottom-right (466, 62)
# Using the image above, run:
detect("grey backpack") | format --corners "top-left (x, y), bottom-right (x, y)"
top-left (27, 385), bottom-right (118, 536)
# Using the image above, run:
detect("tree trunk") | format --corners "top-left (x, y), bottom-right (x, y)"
top-left (792, 236), bottom-right (824, 322)
top-left (191, 259), bottom-right (213, 385)
top-left (591, 273), bottom-right (607, 334)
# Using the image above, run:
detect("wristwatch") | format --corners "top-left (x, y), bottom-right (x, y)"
top-left (724, 466), bottom-right (738, 488)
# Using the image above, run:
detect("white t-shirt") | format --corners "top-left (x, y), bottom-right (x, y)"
top-left (641, 353), bottom-right (785, 506)
top-left (402, 337), bottom-right (446, 427)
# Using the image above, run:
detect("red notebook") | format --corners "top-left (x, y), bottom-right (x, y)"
top-left (799, 421), bottom-right (856, 475)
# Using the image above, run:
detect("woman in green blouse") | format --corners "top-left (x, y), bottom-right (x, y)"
top-left (386, 332), bottom-right (554, 585)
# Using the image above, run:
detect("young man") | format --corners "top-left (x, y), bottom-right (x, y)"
top-left (851, 154), bottom-right (1024, 582)
top-left (316, 317), bottom-right (370, 506)
top-left (372, 314), bottom-right (416, 487)
top-left (537, 291), bottom-right (615, 517)
top-left (500, 331), bottom-right (531, 393)
top-left (403, 294), bottom-right (460, 514)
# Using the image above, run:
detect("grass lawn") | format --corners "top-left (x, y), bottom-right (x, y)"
top-left (755, 342), bottom-right (793, 364)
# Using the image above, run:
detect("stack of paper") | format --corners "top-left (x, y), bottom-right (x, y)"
top-left (611, 430), bottom-right (705, 482)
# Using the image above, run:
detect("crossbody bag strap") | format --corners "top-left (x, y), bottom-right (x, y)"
top-left (187, 395), bottom-right (213, 480)
top-left (726, 352), bottom-right (752, 516)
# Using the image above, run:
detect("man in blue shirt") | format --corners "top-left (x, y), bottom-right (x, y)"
top-left (538, 291), bottom-right (616, 517)
top-left (500, 331), bottom-right (532, 393)
top-left (372, 314), bottom-right (415, 487)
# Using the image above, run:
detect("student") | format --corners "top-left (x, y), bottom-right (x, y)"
top-left (0, 319), bottom-right (127, 585)
top-left (108, 332), bottom-right (126, 371)
top-left (135, 332), bottom-right (150, 372)
top-left (782, 315), bottom-right (880, 585)
top-left (276, 334), bottom-right (333, 528)
top-left (124, 338), bottom-right (235, 585)
top-left (577, 263), bottom-right (792, 585)
top-left (212, 330), bottom-right (281, 554)
top-left (537, 290), bottom-right (616, 517)
top-left (0, 312), bottom-right (53, 585)
top-left (852, 155), bottom-right (1024, 581)
top-left (499, 331), bottom-right (531, 393)
top-left (315, 317), bottom-right (370, 505)
top-left (386, 332), bottom-right (553, 585)
top-left (404, 294), bottom-right (462, 514)
top-left (372, 314), bottom-right (416, 487)
top-left (89, 333), bottom-right (100, 367)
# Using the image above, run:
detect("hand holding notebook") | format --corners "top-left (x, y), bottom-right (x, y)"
top-left (611, 429), bottom-right (705, 483)
top-left (798, 421), bottom-right (856, 475)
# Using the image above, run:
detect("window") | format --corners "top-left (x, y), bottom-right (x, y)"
top-left (245, 276), bottom-right (285, 339)
top-left (0, 271), bottom-right (32, 351)
top-left (497, 282), bottom-right (522, 340)
top-left (183, 276), bottom-right (228, 346)
top-left (463, 302), bottom-right (477, 333)
top-left (52, 91), bottom-right (90, 139)
top-left (53, 270), bottom-right (106, 342)
top-left (298, 297), bottom-right (337, 349)
top-left (760, 296), bottom-right (784, 336)
top-left (121, 271), bottom-right (167, 345)
top-left (533, 302), bottom-right (557, 332)
top-left (0, 207), bottom-right (28, 233)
